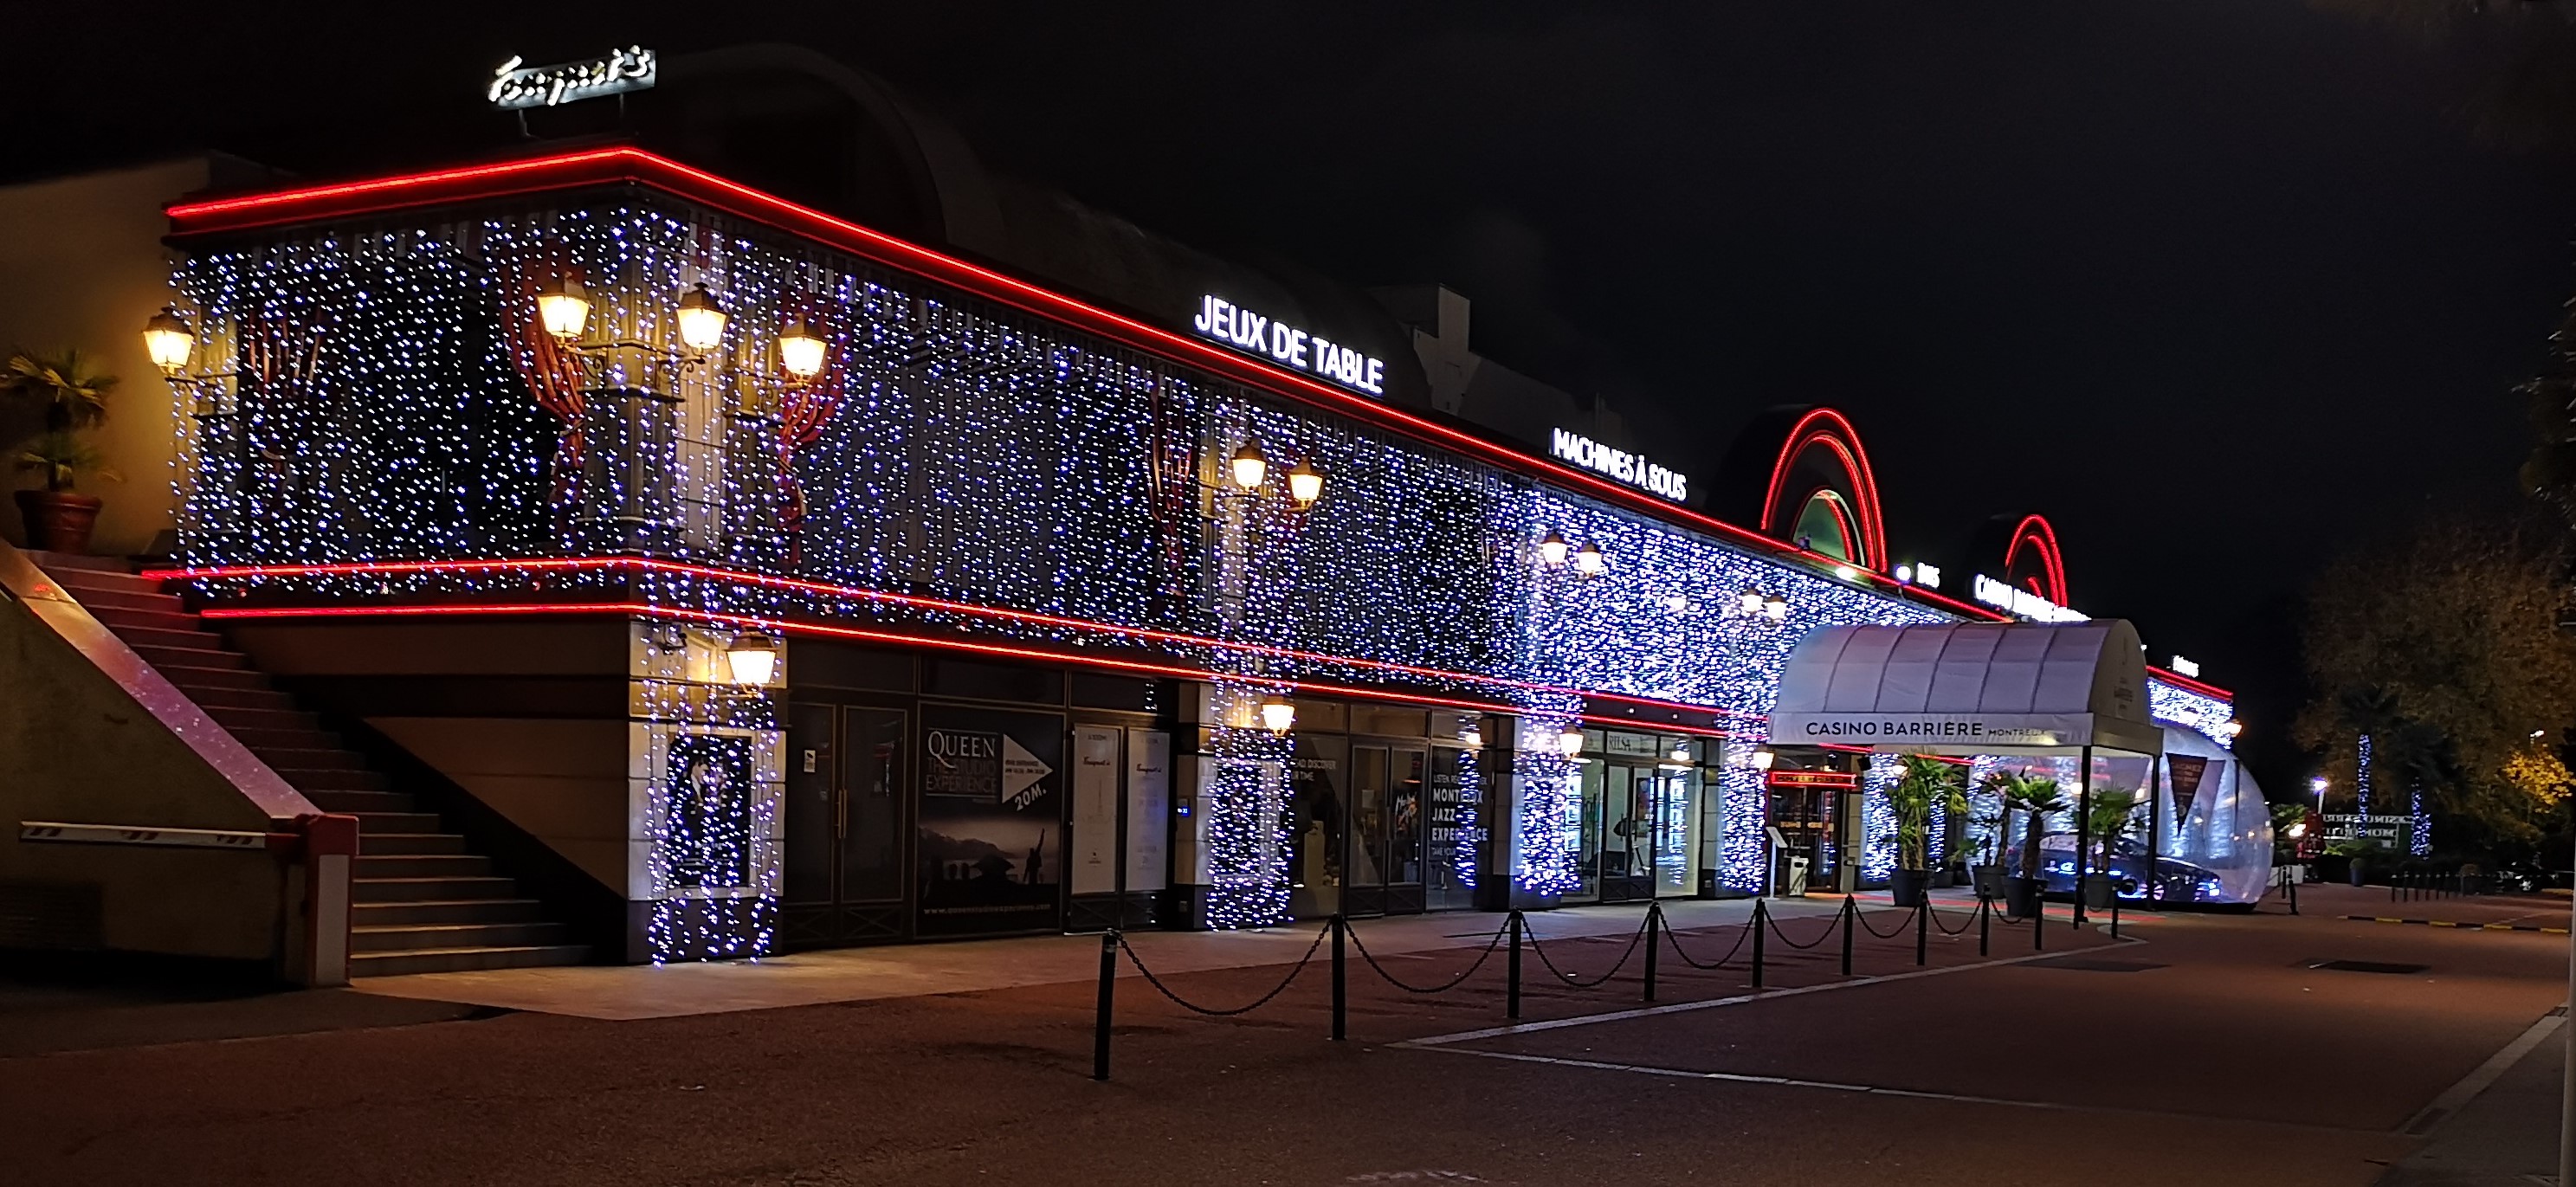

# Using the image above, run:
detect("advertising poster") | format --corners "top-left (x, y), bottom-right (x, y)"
top-left (2167, 755), bottom-right (2210, 823)
top-left (917, 706), bottom-right (1065, 937)
top-left (1125, 729), bottom-right (1171, 893)
top-left (667, 732), bottom-right (754, 892)
top-left (1070, 726), bottom-right (1121, 896)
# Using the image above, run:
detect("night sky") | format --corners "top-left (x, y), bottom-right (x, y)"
top-left (16, 2), bottom-right (2574, 790)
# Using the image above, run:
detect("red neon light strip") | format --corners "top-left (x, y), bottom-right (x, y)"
top-left (144, 555), bottom-right (1762, 719)
top-left (2005, 514), bottom-right (2069, 606)
top-left (166, 148), bottom-right (1985, 618)
top-left (197, 599), bottom-right (1733, 737)
top-left (2146, 665), bottom-right (2232, 701)
top-left (1759, 409), bottom-right (1890, 573)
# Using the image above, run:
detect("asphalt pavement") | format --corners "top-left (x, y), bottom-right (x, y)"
top-left (1, 887), bottom-right (2566, 1186)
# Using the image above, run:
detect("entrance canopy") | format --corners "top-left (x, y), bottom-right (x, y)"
top-left (1766, 621), bottom-right (2160, 756)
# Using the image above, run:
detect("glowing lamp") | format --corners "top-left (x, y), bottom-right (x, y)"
top-left (1230, 442), bottom-right (1268, 490)
top-left (535, 275), bottom-right (591, 341)
top-left (1539, 531), bottom-right (1570, 567)
top-left (725, 632), bottom-right (780, 687)
top-left (1557, 726), bottom-right (1587, 757)
top-left (1663, 593), bottom-right (1690, 613)
top-left (1573, 542), bottom-right (1606, 576)
top-left (1737, 590), bottom-right (1765, 616)
top-left (1750, 748), bottom-right (1776, 771)
top-left (778, 318), bottom-right (827, 379)
top-left (1669, 740), bottom-right (1693, 763)
top-left (1763, 594), bottom-right (1789, 622)
top-left (2308, 777), bottom-right (2328, 794)
top-left (1894, 564), bottom-right (1914, 584)
top-left (143, 307), bottom-right (196, 374)
top-left (2222, 719), bottom-right (2244, 739)
top-left (1460, 725), bottom-right (1483, 748)
top-left (1259, 693), bottom-right (1295, 734)
top-left (675, 283), bottom-right (728, 353)
top-left (1833, 564), bottom-right (1859, 582)
top-left (1286, 460), bottom-right (1324, 506)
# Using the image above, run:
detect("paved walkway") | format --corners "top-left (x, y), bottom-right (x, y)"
top-left (352, 891), bottom-right (1969, 1020)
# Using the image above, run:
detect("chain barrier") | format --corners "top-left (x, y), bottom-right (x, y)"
top-left (1524, 912), bottom-right (1653, 989)
top-left (1764, 906), bottom-right (1840, 950)
top-left (1115, 921), bottom-right (1329, 1017)
top-left (1346, 916), bottom-right (1513, 995)
top-left (1854, 904), bottom-right (1918, 940)
top-left (1662, 916), bottom-right (1753, 971)
top-left (1929, 900), bottom-right (1981, 936)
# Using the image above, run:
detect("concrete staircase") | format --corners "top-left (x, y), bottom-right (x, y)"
top-left (31, 552), bottom-right (588, 977)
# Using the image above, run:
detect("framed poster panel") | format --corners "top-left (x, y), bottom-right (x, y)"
top-left (916, 706), bottom-right (1066, 938)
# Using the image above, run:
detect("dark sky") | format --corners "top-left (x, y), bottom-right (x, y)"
top-left (15, 2), bottom-right (2573, 789)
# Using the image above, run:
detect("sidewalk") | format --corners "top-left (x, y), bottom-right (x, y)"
top-left (2378, 1012), bottom-right (2566, 1187)
top-left (352, 892), bottom-right (1946, 1021)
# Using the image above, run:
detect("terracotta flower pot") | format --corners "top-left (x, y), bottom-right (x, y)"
top-left (14, 489), bottom-right (103, 554)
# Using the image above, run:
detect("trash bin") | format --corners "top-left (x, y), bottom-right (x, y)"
top-left (1696, 869), bottom-right (1719, 900)
top-left (1781, 855), bottom-right (1811, 898)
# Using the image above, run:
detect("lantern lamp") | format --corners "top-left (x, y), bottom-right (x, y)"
top-left (1737, 589), bottom-right (1765, 616)
top-left (1539, 531), bottom-right (1570, 567)
top-left (1557, 726), bottom-right (1587, 757)
top-left (535, 275), bottom-right (591, 341)
top-left (1750, 748), bottom-right (1777, 771)
top-left (1229, 442), bottom-right (1269, 490)
top-left (778, 318), bottom-right (827, 379)
top-left (1574, 541), bottom-right (1606, 576)
top-left (725, 632), bottom-right (780, 687)
top-left (1259, 693), bottom-right (1295, 735)
top-left (675, 282), bottom-right (728, 353)
top-left (143, 306), bottom-right (196, 374)
top-left (1286, 460), bottom-right (1324, 506)
top-left (1763, 594), bottom-right (1789, 623)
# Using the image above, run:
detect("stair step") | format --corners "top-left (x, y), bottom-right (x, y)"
top-left (87, 606), bottom-right (203, 633)
top-left (68, 588), bottom-right (186, 614)
top-left (303, 789), bottom-right (413, 813)
top-left (132, 644), bottom-right (249, 672)
top-left (349, 945), bottom-right (589, 977)
top-left (356, 832), bottom-right (467, 856)
top-left (352, 898), bottom-right (546, 926)
top-left (169, 685), bottom-right (294, 711)
top-left (229, 726), bottom-right (341, 752)
top-left (44, 570), bottom-right (165, 595)
top-left (251, 747), bottom-right (366, 772)
top-left (351, 811), bottom-right (444, 834)
top-left (158, 665), bottom-right (271, 692)
top-left (29, 551), bottom-right (139, 574)
top-left (356, 854), bottom-right (491, 879)
top-left (354, 876), bottom-right (522, 902)
top-left (351, 921), bottom-right (569, 953)
top-left (281, 768), bottom-right (393, 794)
top-left (206, 705), bottom-right (323, 732)
top-left (103, 624), bottom-right (221, 652)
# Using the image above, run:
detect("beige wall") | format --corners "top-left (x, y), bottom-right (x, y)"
top-left (0, 158), bottom-right (213, 556)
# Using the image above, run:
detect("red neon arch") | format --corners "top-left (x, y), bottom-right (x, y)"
top-left (2004, 514), bottom-right (2069, 605)
top-left (1760, 409), bottom-right (1888, 571)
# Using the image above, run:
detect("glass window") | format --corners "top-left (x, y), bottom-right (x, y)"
top-left (1575, 760), bottom-right (1606, 901)
top-left (1351, 745), bottom-right (1391, 889)
top-left (1391, 750), bottom-right (1424, 884)
top-left (1288, 734), bottom-right (1346, 917)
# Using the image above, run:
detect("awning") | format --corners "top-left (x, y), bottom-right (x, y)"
top-left (1766, 621), bottom-right (2161, 755)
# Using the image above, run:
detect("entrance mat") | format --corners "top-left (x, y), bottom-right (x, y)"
top-left (2307, 958), bottom-right (2430, 975)
top-left (2029, 958), bottom-right (2166, 973)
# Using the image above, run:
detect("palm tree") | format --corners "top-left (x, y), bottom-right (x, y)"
top-left (1982, 770), bottom-right (2067, 881)
top-left (3, 350), bottom-right (118, 494)
top-left (1888, 755), bottom-right (1967, 873)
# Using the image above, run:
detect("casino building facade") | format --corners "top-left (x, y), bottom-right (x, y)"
top-left (0, 45), bottom-right (2248, 977)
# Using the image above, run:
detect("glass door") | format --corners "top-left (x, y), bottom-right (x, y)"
top-left (1288, 734), bottom-right (1346, 919)
top-left (1347, 745), bottom-right (1391, 917)
top-left (1385, 746), bottom-right (1427, 913)
top-left (1649, 769), bottom-right (1699, 898)
top-left (780, 704), bottom-right (907, 947)
top-left (1424, 745), bottom-right (1480, 911)
top-left (1601, 765), bottom-right (1652, 902)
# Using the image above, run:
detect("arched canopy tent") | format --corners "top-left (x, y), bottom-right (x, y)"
top-left (1767, 621), bottom-right (2173, 911)
top-left (1767, 621), bottom-right (2160, 757)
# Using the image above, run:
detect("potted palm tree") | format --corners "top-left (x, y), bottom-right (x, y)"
top-left (1983, 770), bottom-right (2065, 919)
top-left (1967, 803), bottom-right (2011, 901)
top-left (1888, 755), bottom-right (1967, 906)
top-left (2081, 786), bottom-right (2140, 910)
top-left (3, 351), bottom-right (119, 553)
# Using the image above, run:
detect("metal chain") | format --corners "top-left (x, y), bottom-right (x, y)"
top-left (1115, 921), bottom-right (1328, 1017)
top-left (1856, 904), bottom-right (1917, 939)
top-left (1662, 918), bottom-right (1752, 971)
top-left (1765, 907), bottom-right (1839, 950)
top-left (1346, 917), bottom-right (1512, 995)
top-left (1525, 913), bottom-right (1650, 989)
top-left (1929, 900), bottom-right (1980, 935)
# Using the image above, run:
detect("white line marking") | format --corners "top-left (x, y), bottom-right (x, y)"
top-left (2400, 1010), bottom-right (2566, 1136)
top-left (1398, 941), bottom-right (2124, 1048)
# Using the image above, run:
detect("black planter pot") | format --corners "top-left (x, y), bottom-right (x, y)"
top-left (2005, 876), bottom-right (2043, 919)
top-left (1890, 868), bottom-right (1930, 907)
top-left (2348, 858), bottom-right (2369, 887)
top-left (1972, 864), bottom-right (2011, 901)
top-left (2082, 873), bottom-right (2115, 910)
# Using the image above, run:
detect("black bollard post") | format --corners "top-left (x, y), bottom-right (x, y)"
top-left (2289, 872), bottom-right (2299, 915)
top-left (1642, 904), bottom-right (1661, 1003)
top-left (2110, 887), bottom-right (2121, 940)
top-left (2033, 897), bottom-right (2044, 952)
top-left (1914, 900), bottom-right (1928, 966)
top-left (1840, 896), bottom-right (1856, 977)
top-left (1506, 911), bottom-right (1523, 1022)
top-left (1330, 914), bottom-right (1346, 1042)
top-left (1752, 899), bottom-right (1768, 990)
top-left (1093, 929), bottom-right (1118, 1082)
top-left (1978, 895), bottom-right (1991, 956)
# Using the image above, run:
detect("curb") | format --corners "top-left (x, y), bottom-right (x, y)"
top-left (2343, 915), bottom-right (2568, 935)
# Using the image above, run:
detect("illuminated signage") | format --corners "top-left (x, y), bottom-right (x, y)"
top-left (2170, 655), bottom-right (2200, 678)
top-left (1191, 295), bottom-right (1385, 397)
top-left (488, 48), bottom-right (657, 110)
top-left (1895, 562), bottom-right (1943, 589)
top-left (1549, 429), bottom-right (1688, 502)
top-left (1972, 573), bottom-right (2087, 623)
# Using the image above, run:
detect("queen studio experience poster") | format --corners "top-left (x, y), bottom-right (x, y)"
top-left (916, 706), bottom-right (1065, 937)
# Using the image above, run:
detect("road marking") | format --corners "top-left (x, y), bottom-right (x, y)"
top-left (1405, 1045), bottom-right (2389, 1136)
top-left (1397, 941), bottom-right (2121, 1049)
top-left (2347, 915), bottom-right (2570, 935)
top-left (2399, 1010), bottom-right (2566, 1136)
